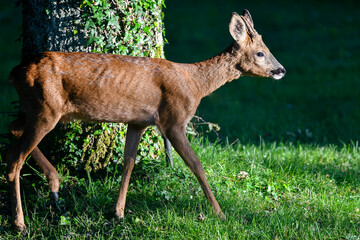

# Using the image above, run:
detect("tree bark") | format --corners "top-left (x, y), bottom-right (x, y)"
top-left (22, 0), bottom-right (89, 59)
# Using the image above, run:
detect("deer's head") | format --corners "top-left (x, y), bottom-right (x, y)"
top-left (229, 10), bottom-right (286, 80)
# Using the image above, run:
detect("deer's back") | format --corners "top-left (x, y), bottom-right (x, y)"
top-left (10, 52), bottom-right (200, 126)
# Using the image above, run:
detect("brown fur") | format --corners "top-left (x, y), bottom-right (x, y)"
top-left (7, 10), bottom-right (285, 232)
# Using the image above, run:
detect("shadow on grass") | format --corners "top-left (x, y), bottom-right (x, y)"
top-left (299, 161), bottom-right (360, 186)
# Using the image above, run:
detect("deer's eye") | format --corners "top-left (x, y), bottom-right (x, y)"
top-left (256, 52), bottom-right (265, 57)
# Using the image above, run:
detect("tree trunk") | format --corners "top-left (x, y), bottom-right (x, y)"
top-left (21, 0), bottom-right (170, 171)
top-left (22, 0), bottom-right (90, 60)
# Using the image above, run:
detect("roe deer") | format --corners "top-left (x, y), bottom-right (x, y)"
top-left (7, 10), bottom-right (285, 232)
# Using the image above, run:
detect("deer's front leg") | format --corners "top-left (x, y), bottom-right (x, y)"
top-left (115, 124), bottom-right (145, 219)
top-left (166, 125), bottom-right (225, 219)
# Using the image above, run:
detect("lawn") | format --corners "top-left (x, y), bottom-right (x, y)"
top-left (1, 0), bottom-right (360, 239)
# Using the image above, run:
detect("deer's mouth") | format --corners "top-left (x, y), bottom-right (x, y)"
top-left (270, 67), bottom-right (286, 80)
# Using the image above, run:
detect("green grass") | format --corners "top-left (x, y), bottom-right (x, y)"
top-left (1, 0), bottom-right (360, 239)
top-left (1, 140), bottom-right (359, 239)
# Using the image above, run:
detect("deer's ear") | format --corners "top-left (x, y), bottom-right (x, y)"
top-left (242, 9), bottom-right (254, 27)
top-left (229, 12), bottom-right (247, 42)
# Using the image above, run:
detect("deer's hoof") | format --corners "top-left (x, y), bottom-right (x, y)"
top-left (15, 223), bottom-right (27, 235)
top-left (51, 192), bottom-right (59, 202)
top-left (116, 210), bottom-right (124, 220)
top-left (218, 211), bottom-right (226, 220)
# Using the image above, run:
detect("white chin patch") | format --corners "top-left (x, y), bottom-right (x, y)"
top-left (271, 73), bottom-right (284, 80)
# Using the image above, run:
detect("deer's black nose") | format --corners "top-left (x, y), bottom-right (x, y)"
top-left (271, 67), bottom-right (286, 75)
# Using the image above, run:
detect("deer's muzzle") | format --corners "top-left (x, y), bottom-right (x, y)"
top-left (270, 67), bottom-right (286, 80)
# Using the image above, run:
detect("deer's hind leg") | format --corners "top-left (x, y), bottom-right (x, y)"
top-left (9, 116), bottom-right (60, 199)
top-left (7, 112), bottom-right (60, 232)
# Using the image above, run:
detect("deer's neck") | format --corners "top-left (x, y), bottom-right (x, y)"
top-left (192, 42), bottom-right (242, 97)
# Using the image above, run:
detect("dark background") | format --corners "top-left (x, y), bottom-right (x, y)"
top-left (163, 0), bottom-right (360, 145)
